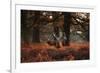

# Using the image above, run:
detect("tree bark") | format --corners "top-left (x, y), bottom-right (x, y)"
top-left (21, 10), bottom-right (29, 42)
top-left (32, 11), bottom-right (40, 43)
top-left (63, 12), bottom-right (71, 46)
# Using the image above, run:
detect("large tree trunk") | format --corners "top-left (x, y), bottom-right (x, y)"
top-left (63, 12), bottom-right (71, 46)
top-left (21, 10), bottom-right (30, 43)
top-left (32, 11), bottom-right (40, 43)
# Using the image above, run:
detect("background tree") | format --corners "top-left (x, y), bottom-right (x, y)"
top-left (71, 12), bottom-right (90, 41)
top-left (63, 12), bottom-right (71, 46)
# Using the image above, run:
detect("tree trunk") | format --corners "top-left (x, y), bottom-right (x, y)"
top-left (32, 11), bottom-right (40, 43)
top-left (63, 12), bottom-right (71, 46)
top-left (21, 10), bottom-right (29, 43)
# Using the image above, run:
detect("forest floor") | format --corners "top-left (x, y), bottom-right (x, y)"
top-left (21, 41), bottom-right (89, 63)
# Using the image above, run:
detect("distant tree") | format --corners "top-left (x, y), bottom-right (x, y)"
top-left (71, 13), bottom-right (90, 41)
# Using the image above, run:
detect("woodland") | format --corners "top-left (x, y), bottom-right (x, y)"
top-left (21, 10), bottom-right (89, 62)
